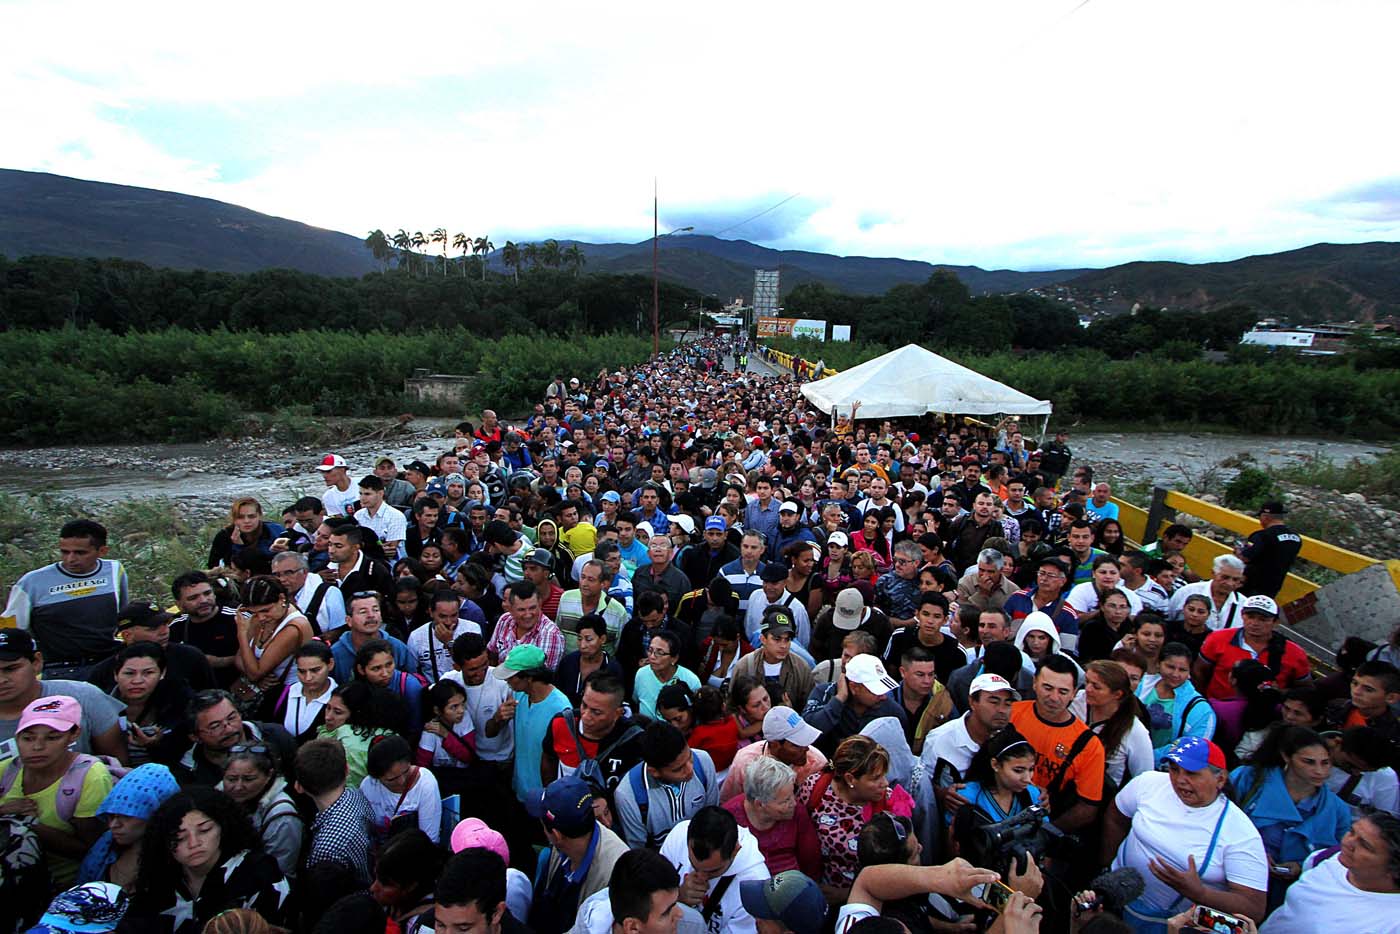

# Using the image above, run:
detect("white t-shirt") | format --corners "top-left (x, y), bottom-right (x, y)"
top-left (442, 669), bottom-right (515, 762)
top-left (360, 767), bottom-right (443, 843)
top-left (1066, 580), bottom-right (1144, 617)
top-left (1326, 766), bottom-right (1400, 818)
top-left (1069, 692), bottom-right (1155, 787)
top-left (1112, 771), bottom-right (1268, 914)
top-left (1167, 580), bottom-right (1244, 631)
top-left (408, 621), bottom-right (482, 684)
top-left (417, 710), bottom-right (478, 769)
top-left (835, 903), bottom-right (880, 934)
top-left (321, 482), bottom-right (358, 519)
top-left (1262, 850), bottom-right (1400, 934)
top-left (921, 713), bottom-right (981, 784)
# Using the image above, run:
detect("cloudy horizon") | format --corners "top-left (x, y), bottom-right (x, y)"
top-left (3, 0), bottom-right (1398, 272)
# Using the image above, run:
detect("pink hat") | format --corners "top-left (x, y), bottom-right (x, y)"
top-left (18, 695), bottom-right (81, 733)
top-left (450, 817), bottom-right (509, 862)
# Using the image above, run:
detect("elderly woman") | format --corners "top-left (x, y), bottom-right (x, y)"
top-left (723, 755), bottom-right (822, 879)
top-left (219, 743), bottom-right (303, 878)
top-left (798, 733), bottom-right (915, 903)
top-left (1102, 736), bottom-right (1268, 932)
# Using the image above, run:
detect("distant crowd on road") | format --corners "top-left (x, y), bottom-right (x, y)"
top-left (1, 335), bottom-right (1398, 934)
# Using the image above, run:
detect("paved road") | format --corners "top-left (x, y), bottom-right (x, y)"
top-left (724, 353), bottom-right (784, 377)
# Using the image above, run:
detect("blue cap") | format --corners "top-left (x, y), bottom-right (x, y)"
top-left (600, 491), bottom-right (622, 504)
top-left (739, 872), bottom-right (826, 934)
top-left (1162, 735), bottom-right (1226, 772)
top-left (426, 479), bottom-right (447, 496)
top-left (525, 776), bottom-right (596, 835)
top-left (705, 516), bottom-right (727, 531)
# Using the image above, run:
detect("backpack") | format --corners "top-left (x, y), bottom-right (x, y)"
top-left (627, 751), bottom-right (710, 846)
top-left (563, 710), bottom-right (643, 794)
top-left (0, 754), bottom-right (123, 825)
top-left (1177, 696), bottom-right (1208, 738)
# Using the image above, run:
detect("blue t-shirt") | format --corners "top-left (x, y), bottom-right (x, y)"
top-left (512, 688), bottom-right (571, 802)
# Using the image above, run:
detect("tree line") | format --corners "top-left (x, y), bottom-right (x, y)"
top-left (782, 273), bottom-right (1264, 357)
top-left (0, 255), bottom-right (705, 335)
top-left (362, 229), bottom-right (587, 282)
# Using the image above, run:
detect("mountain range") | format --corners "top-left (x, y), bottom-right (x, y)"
top-left (3, 168), bottom-right (1399, 321)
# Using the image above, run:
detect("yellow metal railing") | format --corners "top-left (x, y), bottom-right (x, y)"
top-left (1114, 490), bottom-right (1400, 605)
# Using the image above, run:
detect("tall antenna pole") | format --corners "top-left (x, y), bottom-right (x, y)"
top-left (652, 177), bottom-right (659, 358)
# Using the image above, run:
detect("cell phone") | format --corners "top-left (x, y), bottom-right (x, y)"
top-left (975, 881), bottom-right (1015, 914)
top-left (1192, 905), bottom-right (1248, 933)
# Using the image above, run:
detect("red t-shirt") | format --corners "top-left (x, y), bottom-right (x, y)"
top-left (1199, 627), bottom-right (1310, 700)
top-left (689, 717), bottom-right (740, 770)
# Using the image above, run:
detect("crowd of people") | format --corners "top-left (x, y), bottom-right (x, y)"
top-left (1, 336), bottom-right (1398, 934)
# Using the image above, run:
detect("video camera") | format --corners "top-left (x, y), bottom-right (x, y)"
top-left (966, 803), bottom-right (1070, 875)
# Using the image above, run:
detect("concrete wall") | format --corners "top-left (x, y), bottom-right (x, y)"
top-left (1284, 562), bottom-right (1400, 653)
top-left (404, 371), bottom-right (476, 407)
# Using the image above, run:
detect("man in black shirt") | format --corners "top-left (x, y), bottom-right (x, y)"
top-left (169, 571), bottom-right (240, 687)
top-left (88, 602), bottom-right (215, 693)
top-left (1238, 501), bottom-right (1303, 598)
top-left (883, 592), bottom-right (967, 687)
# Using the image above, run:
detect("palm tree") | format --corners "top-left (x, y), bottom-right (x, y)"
top-left (523, 243), bottom-right (540, 270)
top-left (563, 244), bottom-right (586, 278)
top-left (473, 236), bottom-right (494, 282)
top-left (502, 241), bottom-right (521, 283)
top-left (430, 228), bottom-right (449, 276)
top-left (452, 232), bottom-right (470, 277)
top-left (391, 229), bottom-right (412, 272)
top-left (541, 239), bottom-right (562, 269)
top-left (364, 229), bottom-right (392, 271)
top-left (411, 231), bottom-right (427, 277)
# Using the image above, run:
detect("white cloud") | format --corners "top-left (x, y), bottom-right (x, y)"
top-left (2, 0), bottom-right (1399, 268)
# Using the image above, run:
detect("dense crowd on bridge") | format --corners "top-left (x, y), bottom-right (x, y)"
top-left (1, 337), bottom-right (1398, 934)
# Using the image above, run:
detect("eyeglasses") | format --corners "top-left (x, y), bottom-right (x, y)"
top-left (351, 591), bottom-right (380, 600)
top-left (229, 743), bottom-right (269, 756)
top-left (882, 812), bottom-right (908, 842)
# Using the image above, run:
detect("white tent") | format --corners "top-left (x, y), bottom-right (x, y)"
top-left (799, 343), bottom-right (1052, 420)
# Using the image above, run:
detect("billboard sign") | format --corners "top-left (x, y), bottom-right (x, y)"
top-left (757, 317), bottom-right (827, 339)
top-left (831, 324), bottom-right (852, 342)
top-left (790, 319), bottom-right (827, 340)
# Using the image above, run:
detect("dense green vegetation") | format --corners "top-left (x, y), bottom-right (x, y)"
top-left (768, 337), bottom-right (1400, 438)
top-left (782, 273), bottom-right (1265, 356)
top-left (0, 328), bottom-right (651, 444)
top-left (0, 254), bottom-right (713, 334)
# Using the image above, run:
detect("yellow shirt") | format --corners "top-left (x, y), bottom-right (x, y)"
top-left (559, 522), bottom-right (598, 559)
top-left (1, 756), bottom-right (113, 885)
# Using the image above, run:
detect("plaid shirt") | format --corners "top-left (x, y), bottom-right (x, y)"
top-left (487, 612), bottom-right (566, 670)
top-left (307, 786), bottom-right (374, 885)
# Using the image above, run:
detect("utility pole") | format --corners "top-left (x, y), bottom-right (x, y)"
top-left (652, 178), bottom-right (660, 358)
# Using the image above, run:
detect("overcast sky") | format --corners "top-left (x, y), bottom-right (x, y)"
top-left (4, 0), bottom-right (1399, 270)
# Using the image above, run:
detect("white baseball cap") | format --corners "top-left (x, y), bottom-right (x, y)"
top-left (316, 454), bottom-right (347, 471)
top-left (969, 673), bottom-right (1021, 700)
top-left (844, 654), bottom-right (899, 696)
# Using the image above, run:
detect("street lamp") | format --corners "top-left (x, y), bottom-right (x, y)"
top-left (652, 178), bottom-right (693, 357)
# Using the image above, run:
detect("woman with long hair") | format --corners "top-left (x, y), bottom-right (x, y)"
top-left (1232, 725), bottom-right (1353, 900)
top-left (231, 576), bottom-right (312, 717)
top-left (208, 497), bottom-right (286, 569)
top-left (1076, 588), bottom-right (1136, 664)
top-left (1072, 660), bottom-right (1154, 789)
top-left (316, 681), bottom-right (404, 788)
top-left (109, 642), bottom-right (192, 767)
top-left (851, 511), bottom-right (892, 572)
top-left (947, 726), bottom-right (1047, 856)
top-left (125, 786), bottom-right (292, 933)
top-left (1095, 518), bottom-right (1125, 556)
top-left (729, 674), bottom-right (773, 747)
top-left (815, 531), bottom-right (856, 606)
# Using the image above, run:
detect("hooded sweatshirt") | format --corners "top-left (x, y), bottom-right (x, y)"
top-left (1137, 674), bottom-right (1217, 764)
top-left (1013, 612), bottom-right (1083, 686)
top-left (77, 763), bottom-right (181, 884)
top-left (659, 821), bottom-right (771, 934)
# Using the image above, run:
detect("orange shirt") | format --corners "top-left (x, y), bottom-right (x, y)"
top-left (1010, 700), bottom-right (1106, 807)
top-left (1344, 707), bottom-right (1369, 730)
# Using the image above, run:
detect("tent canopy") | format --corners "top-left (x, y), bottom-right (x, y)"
top-left (799, 343), bottom-right (1052, 419)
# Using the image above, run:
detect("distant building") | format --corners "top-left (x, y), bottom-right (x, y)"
top-left (1239, 320), bottom-right (1393, 356)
